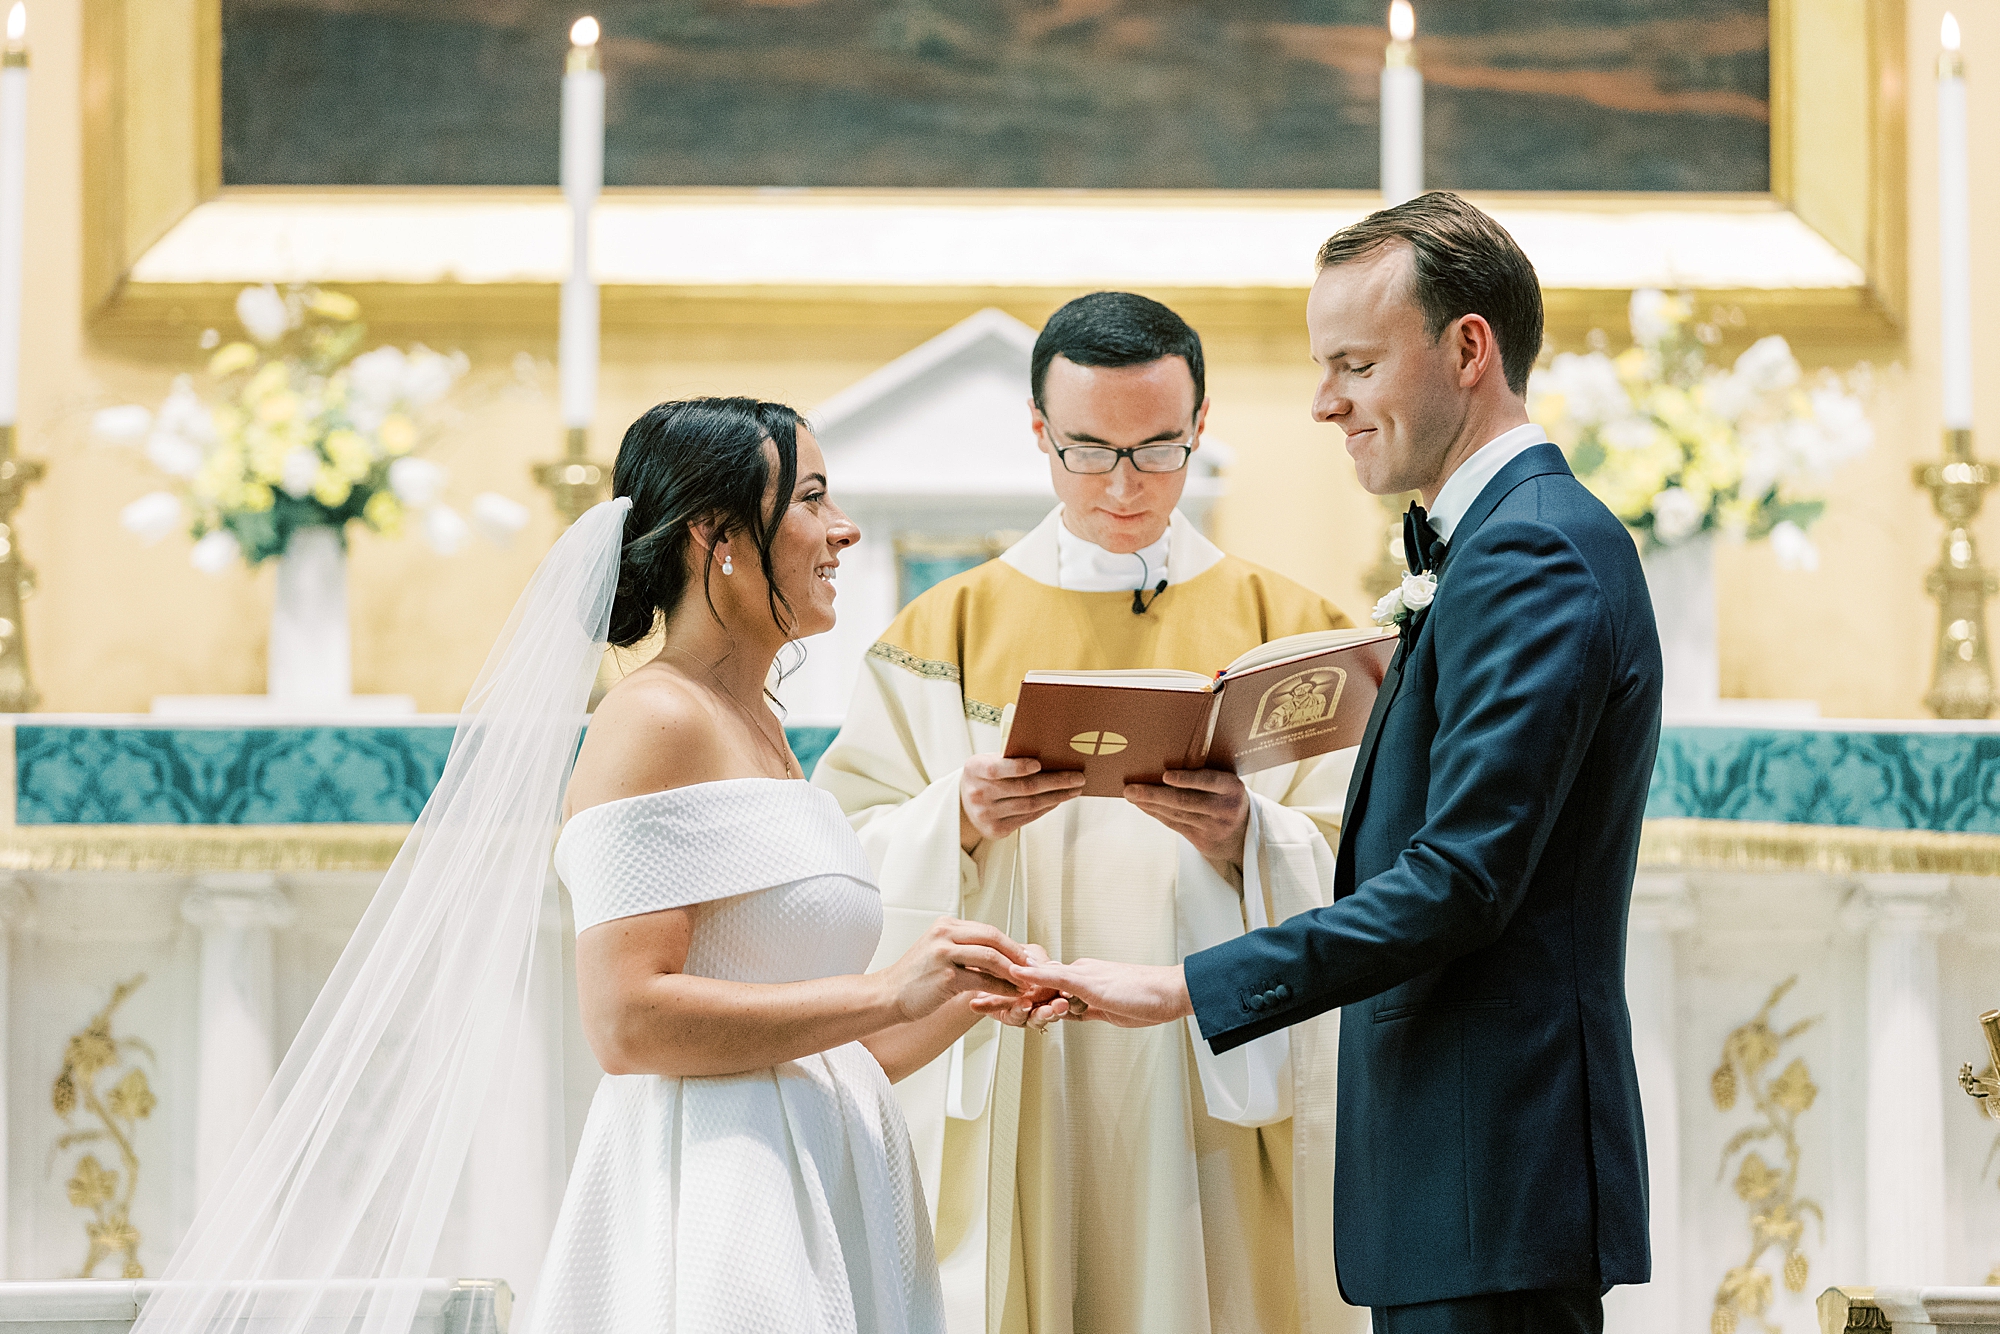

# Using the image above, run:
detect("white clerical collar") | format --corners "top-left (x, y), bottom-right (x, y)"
top-left (1055, 516), bottom-right (1171, 593)
top-left (999, 505), bottom-right (1226, 590)
top-left (1428, 423), bottom-right (1549, 543)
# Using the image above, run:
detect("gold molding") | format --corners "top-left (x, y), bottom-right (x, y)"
top-left (80, 2), bottom-right (1909, 348)
top-left (1640, 819), bottom-right (2000, 877)
top-left (0, 825), bottom-right (412, 874)
top-left (0, 815), bottom-right (1988, 877)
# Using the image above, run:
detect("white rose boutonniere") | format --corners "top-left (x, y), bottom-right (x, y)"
top-left (1372, 570), bottom-right (1439, 629)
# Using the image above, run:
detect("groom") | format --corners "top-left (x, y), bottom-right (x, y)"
top-left (1016, 193), bottom-right (1661, 1332)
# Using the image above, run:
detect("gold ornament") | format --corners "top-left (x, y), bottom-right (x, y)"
top-left (51, 976), bottom-right (155, 1278)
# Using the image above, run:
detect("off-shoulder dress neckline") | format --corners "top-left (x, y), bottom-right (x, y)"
top-left (562, 775), bottom-right (818, 831)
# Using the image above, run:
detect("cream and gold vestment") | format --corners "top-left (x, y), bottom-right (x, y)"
top-left (813, 508), bottom-right (1370, 1334)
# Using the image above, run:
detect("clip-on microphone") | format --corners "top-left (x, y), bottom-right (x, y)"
top-left (1132, 578), bottom-right (1168, 615)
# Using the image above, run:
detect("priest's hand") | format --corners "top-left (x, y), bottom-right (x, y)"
top-left (960, 755), bottom-right (1086, 851)
top-left (997, 958), bottom-right (1194, 1029)
top-left (1124, 769), bottom-right (1251, 867)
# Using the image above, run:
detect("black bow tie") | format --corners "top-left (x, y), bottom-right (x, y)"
top-left (1403, 503), bottom-right (1446, 574)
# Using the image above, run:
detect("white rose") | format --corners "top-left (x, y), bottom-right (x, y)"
top-left (146, 430), bottom-right (205, 479)
top-left (189, 529), bottom-right (242, 575)
top-left (280, 447), bottom-right (321, 499)
top-left (1650, 486), bottom-right (1704, 544)
top-left (92, 405), bottom-right (152, 446)
top-left (1701, 369), bottom-right (1757, 424)
top-left (1807, 386), bottom-right (1873, 466)
top-left (1370, 588), bottom-right (1403, 628)
top-left (422, 504), bottom-right (470, 556)
top-left (399, 346), bottom-right (467, 407)
top-left (1628, 289), bottom-right (1676, 346)
top-left (1544, 351), bottom-right (1630, 428)
top-left (1399, 571), bottom-right (1436, 611)
top-left (119, 491), bottom-right (184, 544)
top-left (388, 456), bottom-right (447, 508)
top-left (1770, 520), bottom-right (1820, 572)
top-left (470, 492), bottom-right (530, 545)
top-left (156, 375), bottom-right (215, 444)
top-left (235, 284), bottom-right (294, 345)
top-left (1732, 335), bottom-right (1800, 395)
top-left (347, 346), bottom-right (407, 414)
top-left (1602, 416), bottom-right (1662, 453)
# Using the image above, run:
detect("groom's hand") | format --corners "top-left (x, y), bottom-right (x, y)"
top-left (1006, 958), bottom-right (1194, 1029)
top-left (1125, 769), bottom-right (1250, 866)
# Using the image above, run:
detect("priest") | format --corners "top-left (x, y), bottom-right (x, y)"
top-left (813, 292), bottom-right (1366, 1334)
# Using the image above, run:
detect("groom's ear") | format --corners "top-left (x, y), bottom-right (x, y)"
top-left (1452, 313), bottom-right (1501, 389)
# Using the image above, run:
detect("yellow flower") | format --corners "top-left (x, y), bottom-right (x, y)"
top-left (240, 483), bottom-right (275, 513)
top-left (255, 391), bottom-right (299, 426)
top-left (312, 468), bottom-right (353, 509)
top-left (363, 489), bottom-right (403, 536)
top-left (377, 414), bottom-right (417, 457)
top-left (1614, 347), bottom-right (1649, 386)
top-left (324, 429), bottom-right (374, 481)
top-left (246, 360), bottom-right (290, 402)
top-left (207, 342), bottom-right (258, 377)
top-left (247, 434), bottom-right (289, 486)
top-left (307, 289), bottom-right (361, 321)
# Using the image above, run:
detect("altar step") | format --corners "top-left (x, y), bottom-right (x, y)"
top-left (0, 1280), bottom-right (509, 1334)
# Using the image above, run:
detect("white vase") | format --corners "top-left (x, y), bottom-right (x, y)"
top-left (1641, 533), bottom-right (1718, 719)
top-left (267, 526), bottom-right (352, 706)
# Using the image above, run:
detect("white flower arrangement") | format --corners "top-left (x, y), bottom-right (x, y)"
top-left (1528, 290), bottom-right (1873, 568)
top-left (1372, 570), bottom-right (1438, 629)
top-left (99, 285), bottom-right (530, 571)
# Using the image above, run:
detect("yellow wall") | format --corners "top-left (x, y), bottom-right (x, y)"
top-left (13, 2), bottom-right (1998, 718)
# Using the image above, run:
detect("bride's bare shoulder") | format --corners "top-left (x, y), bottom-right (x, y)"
top-left (565, 667), bottom-right (733, 818)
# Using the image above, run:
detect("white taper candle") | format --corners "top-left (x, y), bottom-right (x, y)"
top-left (1939, 13), bottom-right (1973, 438)
top-left (559, 17), bottom-right (604, 433)
top-left (0, 4), bottom-right (28, 429)
top-left (1381, 1), bottom-right (1422, 206)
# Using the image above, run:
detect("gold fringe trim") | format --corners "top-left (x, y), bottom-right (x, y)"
top-left (1640, 819), bottom-right (2000, 877)
top-left (1, 819), bottom-right (1991, 879)
top-left (0, 825), bottom-right (413, 874)
top-left (867, 641), bottom-right (1004, 726)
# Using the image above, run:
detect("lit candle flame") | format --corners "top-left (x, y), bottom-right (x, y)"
top-left (1389, 0), bottom-right (1415, 44)
top-left (1943, 12), bottom-right (1962, 52)
top-left (5, 4), bottom-right (23, 44)
top-left (570, 15), bottom-right (599, 48)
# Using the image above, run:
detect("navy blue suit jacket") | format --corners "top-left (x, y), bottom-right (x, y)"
top-left (1185, 443), bottom-right (1660, 1308)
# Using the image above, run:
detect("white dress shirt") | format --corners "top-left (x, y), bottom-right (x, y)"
top-left (1426, 422), bottom-right (1551, 544)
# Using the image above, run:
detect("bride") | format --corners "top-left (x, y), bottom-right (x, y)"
top-left (535, 397), bottom-right (1033, 1331)
top-left (130, 397), bottom-right (1037, 1334)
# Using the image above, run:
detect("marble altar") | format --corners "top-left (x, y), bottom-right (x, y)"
top-left (0, 716), bottom-right (1995, 1333)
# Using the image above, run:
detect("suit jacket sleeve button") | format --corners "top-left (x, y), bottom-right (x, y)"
top-left (1274, 984), bottom-right (1291, 1002)
top-left (1247, 994), bottom-right (1267, 1012)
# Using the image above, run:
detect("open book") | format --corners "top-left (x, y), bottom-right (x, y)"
top-left (1002, 627), bottom-right (1399, 797)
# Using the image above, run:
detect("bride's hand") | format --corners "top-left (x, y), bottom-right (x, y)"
top-left (883, 917), bottom-right (1029, 1023)
top-left (967, 944), bottom-right (1071, 1031)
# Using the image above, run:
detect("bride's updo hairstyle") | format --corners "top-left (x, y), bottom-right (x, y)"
top-left (607, 396), bottom-right (808, 649)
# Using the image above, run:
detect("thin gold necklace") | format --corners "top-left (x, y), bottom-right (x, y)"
top-left (663, 645), bottom-right (800, 780)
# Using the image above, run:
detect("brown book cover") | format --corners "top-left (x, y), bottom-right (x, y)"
top-left (1002, 630), bottom-right (1398, 797)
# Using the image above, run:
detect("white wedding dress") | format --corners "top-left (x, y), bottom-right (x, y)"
top-left (531, 777), bottom-right (947, 1333)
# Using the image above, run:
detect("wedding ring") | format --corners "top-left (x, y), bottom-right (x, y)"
top-left (1068, 998), bottom-right (1088, 1017)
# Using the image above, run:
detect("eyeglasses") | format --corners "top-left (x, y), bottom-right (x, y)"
top-left (1054, 442), bottom-right (1194, 474)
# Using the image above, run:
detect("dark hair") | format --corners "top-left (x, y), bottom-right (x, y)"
top-left (1030, 291), bottom-right (1205, 412)
top-left (607, 397), bottom-right (806, 649)
top-left (1315, 191), bottom-right (1543, 395)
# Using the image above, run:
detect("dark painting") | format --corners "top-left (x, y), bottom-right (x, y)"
top-left (221, 0), bottom-right (1769, 193)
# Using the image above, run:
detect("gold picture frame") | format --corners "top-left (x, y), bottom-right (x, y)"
top-left (80, 0), bottom-right (1907, 351)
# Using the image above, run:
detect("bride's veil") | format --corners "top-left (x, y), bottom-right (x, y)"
top-left (132, 496), bottom-right (634, 1334)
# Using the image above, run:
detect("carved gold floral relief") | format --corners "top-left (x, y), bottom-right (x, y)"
top-left (51, 975), bottom-right (155, 1278)
top-left (1711, 976), bottom-right (1824, 1334)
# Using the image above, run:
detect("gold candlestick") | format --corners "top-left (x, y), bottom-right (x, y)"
top-left (0, 424), bottom-right (44, 711)
top-left (1916, 428), bottom-right (1996, 719)
top-left (1957, 1008), bottom-right (2000, 1118)
top-left (532, 426), bottom-right (611, 527)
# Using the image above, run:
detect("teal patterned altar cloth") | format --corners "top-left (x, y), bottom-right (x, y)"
top-left (12, 724), bottom-right (841, 826)
top-left (10, 721), bottom-right (1999, 830)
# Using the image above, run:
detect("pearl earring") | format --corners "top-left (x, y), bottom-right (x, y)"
top-left (721, 553), bottom-right (734, 576)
